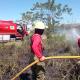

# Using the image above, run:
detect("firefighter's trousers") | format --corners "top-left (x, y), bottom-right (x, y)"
top-left (30, 55), bottom-right (46, 80)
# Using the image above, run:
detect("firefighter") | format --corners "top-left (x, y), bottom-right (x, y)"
top-left (78, 37), bottom-right (80, 48)
top-left (30, 20), bottom-right (47, 80)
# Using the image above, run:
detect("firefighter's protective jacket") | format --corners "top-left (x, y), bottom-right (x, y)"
top-left (31, 34), bottom-right (43, 58)
top-left (78, 38), bottom-right (80, 48)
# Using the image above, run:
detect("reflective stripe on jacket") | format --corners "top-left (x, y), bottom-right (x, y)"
top-left (31, 34), bottom-right (43, 58)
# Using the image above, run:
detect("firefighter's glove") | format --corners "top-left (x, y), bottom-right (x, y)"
top-left (39, 56), bottom-right (45, 62)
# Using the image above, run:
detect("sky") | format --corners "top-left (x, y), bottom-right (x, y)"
top-left (56, 0), bottom-right (80, 24)
top-left (0, 0), bottom-right (80, 24)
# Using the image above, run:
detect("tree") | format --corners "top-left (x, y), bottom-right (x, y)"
top-left (31, 0), bottom-right (71, 22)
top-left (21, 0), bottom-right (72, 34)
top-left (22, 11), bottom-right (33, 23)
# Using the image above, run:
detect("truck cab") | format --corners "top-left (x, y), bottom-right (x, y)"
top-left (0, 20), bottom-right (28, 41)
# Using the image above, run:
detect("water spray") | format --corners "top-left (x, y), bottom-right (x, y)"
top-left (71, 28), bottom-right (79, 39)
top-left (58, 27), bottom-right (80, 47)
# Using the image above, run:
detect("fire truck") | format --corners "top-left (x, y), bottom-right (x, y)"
top-left (0, 20), bottom-right (28, 41)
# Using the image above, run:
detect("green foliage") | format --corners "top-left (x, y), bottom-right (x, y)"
top-left (46, 34), bottom-right (66, 50)
top-left (22, 11), bottom-right (33, 22)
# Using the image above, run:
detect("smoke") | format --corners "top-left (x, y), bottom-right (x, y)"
top-left (67, 29), bottom-right (80, 47)
top-left (72, 28), bottom-right (79, 38)
top-left (58, 28), bottom-right (80, 44)
top-left (66, 28), bottom-right (79, 41)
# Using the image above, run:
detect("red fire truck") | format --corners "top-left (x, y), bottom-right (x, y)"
top-left (0, 20), bottom-right (28, 41)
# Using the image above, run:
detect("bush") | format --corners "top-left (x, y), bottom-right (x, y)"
top-left (45, 34), bottom-right (80, 56)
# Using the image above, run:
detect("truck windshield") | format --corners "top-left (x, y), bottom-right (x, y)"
top-left (17, 24), bottom-right (23, 34)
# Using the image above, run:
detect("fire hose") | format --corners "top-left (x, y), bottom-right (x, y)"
top-left (11, 56), bottom-right (80, 80)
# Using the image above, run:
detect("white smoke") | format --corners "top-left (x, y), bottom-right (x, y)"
top-left (72, 28), bottom-right (79, 38)
top-left (57, 27), bottom-right (80, 44)
top-left (64, 28), bottom-right (80, 45)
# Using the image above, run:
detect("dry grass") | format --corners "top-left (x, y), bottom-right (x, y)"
top-left (0, 35), bottom-right (80, 80)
